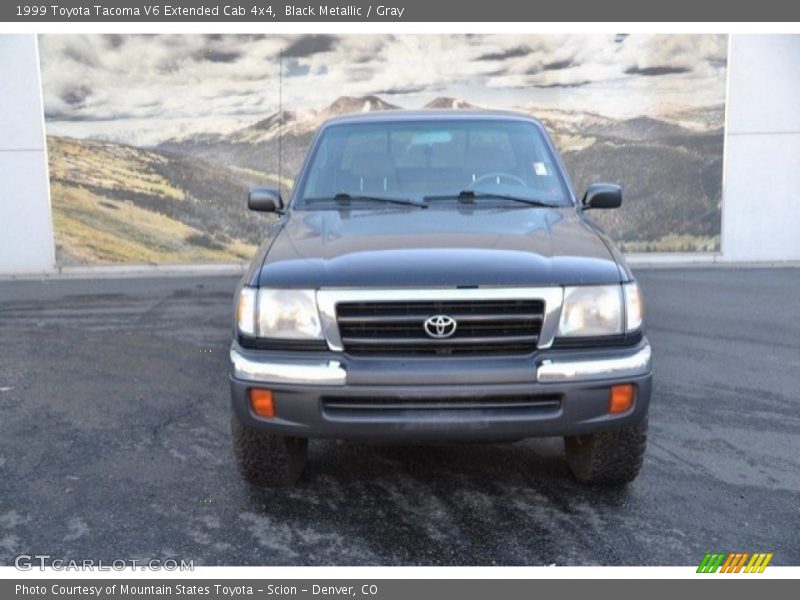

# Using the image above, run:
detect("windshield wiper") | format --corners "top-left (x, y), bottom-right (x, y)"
top-left (424, 190), bottom-right (561, 207)
top-left (304, 193), bottom-right (428, 208)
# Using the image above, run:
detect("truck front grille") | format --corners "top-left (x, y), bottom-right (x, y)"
top-left (336, 299), bottom-right (544, 356)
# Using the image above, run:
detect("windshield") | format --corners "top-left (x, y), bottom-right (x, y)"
top-left (295, 119), bottom-right (572, 208)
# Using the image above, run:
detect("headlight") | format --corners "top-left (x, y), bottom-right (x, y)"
top-left (623, 281), bottom-right (643, 332)
top-left (257, 289), bottom-right (323, 339)
top-left (558, 285), bottom-right (623, 337)
top-left (237, 287), bottom-right (323, 339)
top-left (236, 287), bottom-right (257, 336)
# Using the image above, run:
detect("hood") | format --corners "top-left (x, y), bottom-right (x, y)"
top-left (257, 206), bottom-right (622, 288)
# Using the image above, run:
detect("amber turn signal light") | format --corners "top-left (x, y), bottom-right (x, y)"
top-left (609, 384), bottom-right (635, 414)
top-left (249, 388), bottom-right (276, 418)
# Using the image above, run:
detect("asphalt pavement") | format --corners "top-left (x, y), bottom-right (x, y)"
top-left (0, 268), bottom-right (798, 566)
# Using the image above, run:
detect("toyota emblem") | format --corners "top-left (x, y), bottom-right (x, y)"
top-left (423, 315), bottom-right (457, 339)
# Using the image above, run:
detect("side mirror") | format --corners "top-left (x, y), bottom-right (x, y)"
top-left (248, 187), bottom-right (283, 212)
top-left (582, 183), bottom-right (622, 210)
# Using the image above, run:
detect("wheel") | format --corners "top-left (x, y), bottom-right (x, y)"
top-left (231, 417), bottom-right (308, 487)
top-left (564, 419), bottom-right (648, 486)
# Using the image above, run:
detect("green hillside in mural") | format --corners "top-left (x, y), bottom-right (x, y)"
top-left (48, 136), bottom-right (273, 265)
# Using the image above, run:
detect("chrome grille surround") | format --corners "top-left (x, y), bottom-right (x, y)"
top-left (316, 287), bottom-right (564, 354)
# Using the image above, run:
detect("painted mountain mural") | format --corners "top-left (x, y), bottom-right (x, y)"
top-left (40, 34), bottom-right (727, 264)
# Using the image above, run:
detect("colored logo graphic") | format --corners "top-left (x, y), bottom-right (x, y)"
top-left (697, 552), bottom-right (773, 573)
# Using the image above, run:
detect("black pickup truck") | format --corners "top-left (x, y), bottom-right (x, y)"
top-left (230, 110), bottom-right (652, 487)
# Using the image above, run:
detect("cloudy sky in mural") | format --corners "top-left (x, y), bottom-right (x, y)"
top-left (39, 34), bottom-right (727, 145)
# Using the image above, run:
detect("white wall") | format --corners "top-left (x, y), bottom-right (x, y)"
top-left (0, 35), bottom-right (55, 274)
top-left (721, 34), bottom-right (800, 262)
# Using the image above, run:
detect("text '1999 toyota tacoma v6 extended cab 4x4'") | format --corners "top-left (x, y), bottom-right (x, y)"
top-left (230, 111), bottom-right (652, 487)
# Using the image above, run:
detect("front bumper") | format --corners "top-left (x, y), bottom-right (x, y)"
top-left (229, 339), bottom-right (652, 441)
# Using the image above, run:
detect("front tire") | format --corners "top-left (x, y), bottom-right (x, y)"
top-left (231, 417), bottom-right (308, 487)
top-left (564, 419), bottom-right (648, 486)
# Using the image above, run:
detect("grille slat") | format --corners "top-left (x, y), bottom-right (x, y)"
top-left (341, 334), bottom-right (539, 346)
top-left (337, 312), bottom-right (542, 324)
top-left (322, 394), bottom-right (562, 417)
top-left (336, 298), bottom-right (544, 356)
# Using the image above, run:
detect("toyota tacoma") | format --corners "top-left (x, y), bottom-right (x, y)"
top-left (230, 110), bottom-right (652, 486)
